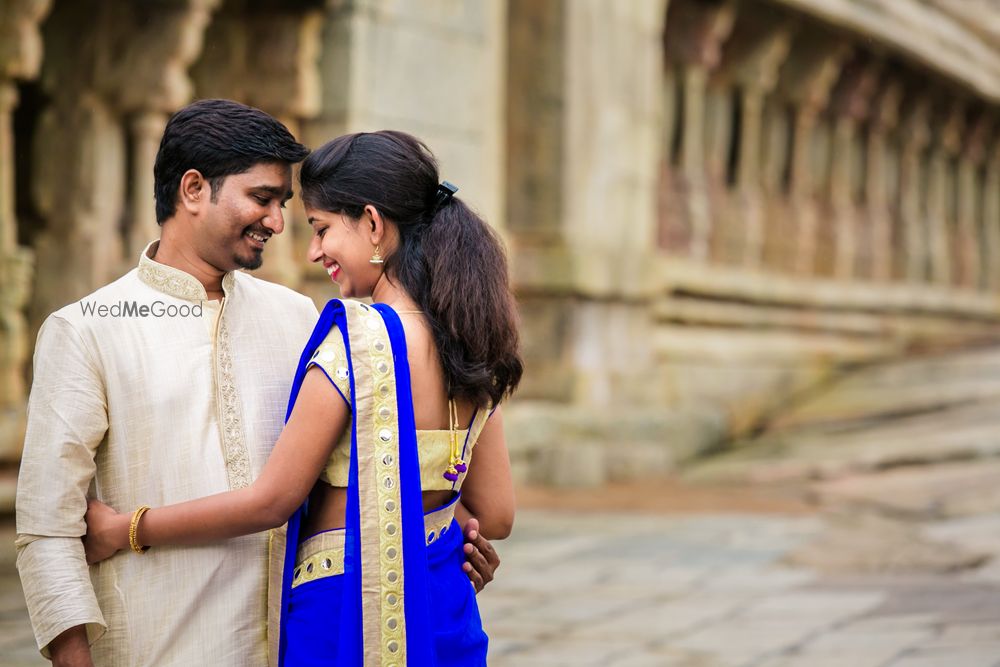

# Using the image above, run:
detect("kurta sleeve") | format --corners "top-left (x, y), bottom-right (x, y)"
top-left (15, 314), bottom-right (109, 656)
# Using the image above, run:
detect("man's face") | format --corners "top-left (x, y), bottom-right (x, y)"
top-left (196, 162), bottom-right (293, 272)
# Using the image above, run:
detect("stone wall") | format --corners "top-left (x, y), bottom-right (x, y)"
top-left (504, 0), bottom-right (1000, 485)
top-left (1, 0), bottom-right (998, 488)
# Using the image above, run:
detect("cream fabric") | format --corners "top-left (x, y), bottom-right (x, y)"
top-left (15, 242), bottom-right (318, 666)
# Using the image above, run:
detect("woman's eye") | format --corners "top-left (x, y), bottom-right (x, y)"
top-left (317, 227), bottom-right (327, 239)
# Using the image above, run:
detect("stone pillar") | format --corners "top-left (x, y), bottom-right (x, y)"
top-left (826, 58), bottom-right (881, 280)
top-left (925, 101), bottom-right (964, 286)
top-left (662, 0), bottom-right (735, 262)
top-left (865, 80), bottom-right (902, 281)
top-left (955, 112), bottom-right (992, 290)
top-left (984, 141), bottom-right (1000, 291)
top-left (0, 83), bottom-right (33, 461)
top-left (775, 33), bottom-right (850, 275)
top-left (716, 15), bottom-right (791, 270)
top-left (127, 112), bottom-right (168, 259)
top-left (507, 0), bottom-right (670, 484)
top-left (0, 0), bottom-right (50, 461)
top-left (898, 97), bottom-right (932, 283)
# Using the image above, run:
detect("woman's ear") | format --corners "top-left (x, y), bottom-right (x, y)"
top-left (179, 169), bottom-right (208, 216)
top-left (364, 204), bottom-right (385, 245)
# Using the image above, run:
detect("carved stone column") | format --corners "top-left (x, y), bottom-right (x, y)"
top-left (128, 112), bottom-right (168, 258)
top-left (955, 111), bottom-right (992, 290)
top-left (925, 101), bottom-right (964, 286)
top-left (775, 33), bottom-right (851, 276)
top-left (984, 140), bottom-right (1000, 291)
top-left (0, 0), bottom-right (50, 461)
top-left (712, 12), bottom-right (791, 269)
top-left (827, 57), bottom-right (881, 280)
top-left (865, 80), bottom-right (903, 281)
top-left (662, 0), bottom-right (735, 262)
top-left (898, 97), bottom-right (932, 283)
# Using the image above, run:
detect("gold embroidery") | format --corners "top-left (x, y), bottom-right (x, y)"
top-left (215, 310), bottom-right (251, 489)
top-left (136, 241), bottom-right (249, 490)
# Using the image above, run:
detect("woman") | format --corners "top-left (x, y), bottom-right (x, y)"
top-left (83, 130), bottom-right (522, 666)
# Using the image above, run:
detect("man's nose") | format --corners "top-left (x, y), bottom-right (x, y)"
top-left (262, 204), bottom-right (285, 235)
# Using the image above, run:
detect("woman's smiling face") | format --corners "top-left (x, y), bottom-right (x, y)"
top-left (306, 207), bottom-right (384, 298)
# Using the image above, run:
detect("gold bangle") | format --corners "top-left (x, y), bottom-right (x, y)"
top-left (129, 505), bottom-right (151, 554)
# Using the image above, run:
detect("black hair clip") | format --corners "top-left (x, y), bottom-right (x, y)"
top-left (433, 181), bottom-right (459, 213)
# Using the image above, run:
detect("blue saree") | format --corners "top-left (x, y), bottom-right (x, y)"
top-left (267, 299), bottom-right (487, 667)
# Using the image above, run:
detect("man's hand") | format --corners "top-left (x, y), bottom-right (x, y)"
top-left (49, 625), bottom-right (94, 667)
top-left (462, 517), bottom-right (500, 593)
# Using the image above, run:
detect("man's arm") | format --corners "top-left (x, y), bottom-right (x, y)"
top-left (15, 315), bottom-right (109, 659)
top-left (47, 626), bottom-right (94, 667)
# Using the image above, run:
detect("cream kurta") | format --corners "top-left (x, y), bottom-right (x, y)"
top-left (15, 243), bottom-right (318, 666)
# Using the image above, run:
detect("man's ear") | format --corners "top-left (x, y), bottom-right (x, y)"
top-left (179, 169), bottom-right (209, 216)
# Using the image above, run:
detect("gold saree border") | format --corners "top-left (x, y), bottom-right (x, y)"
top-left (345, 301), bottom-right (407, 666)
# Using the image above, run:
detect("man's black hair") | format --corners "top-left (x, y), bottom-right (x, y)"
top-left (153, 99), bottom-right (309, 223)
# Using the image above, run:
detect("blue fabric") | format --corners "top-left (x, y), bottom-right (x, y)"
top-left (279, 299), bottom-right (348, 666)
top-left (284, 518), bottom-right (487, 667)
top-left (278, 300), bottom-right (487, 666)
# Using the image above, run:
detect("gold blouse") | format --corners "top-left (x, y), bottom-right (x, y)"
top-left (307, 327), bottom-right (490, 491)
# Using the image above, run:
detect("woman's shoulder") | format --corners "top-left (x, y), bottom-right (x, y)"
top-left (308, 326), bottom-right (351, 403)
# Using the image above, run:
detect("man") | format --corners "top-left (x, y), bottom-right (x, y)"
top-left (16, 99), bottom-right (498, 667)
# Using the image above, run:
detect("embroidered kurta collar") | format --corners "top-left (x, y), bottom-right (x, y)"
top-left (137, 240), bottom-right (236, 301)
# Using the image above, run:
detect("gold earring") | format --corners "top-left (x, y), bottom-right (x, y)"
top-left (369, 244), bottom-right (384, 265)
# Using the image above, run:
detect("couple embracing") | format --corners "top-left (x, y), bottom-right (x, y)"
top-left (16, 99), bottom-right (520, 667)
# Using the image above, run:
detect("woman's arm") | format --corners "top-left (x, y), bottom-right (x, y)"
top-left (84, 368), bottom-right (349, 561)
top-left (457, 407), bottom-right (515, 540)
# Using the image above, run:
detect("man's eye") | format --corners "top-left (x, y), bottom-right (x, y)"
top-left (255, 196), bottom-right (269, 205)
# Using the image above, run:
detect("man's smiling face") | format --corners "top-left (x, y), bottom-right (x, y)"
top-left (197, 161), bottom-right (293, 272)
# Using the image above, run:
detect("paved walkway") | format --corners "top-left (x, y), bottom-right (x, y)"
top-left (4, 509), bottom-right (1000, 666)
top-left (482, 510), bottom-right (1000, 666)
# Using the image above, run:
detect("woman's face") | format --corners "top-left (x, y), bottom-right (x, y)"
top-left (305, 206), bottom-right (383, 298)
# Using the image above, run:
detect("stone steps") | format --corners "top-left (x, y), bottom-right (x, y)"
top-left (687, 342), bottom-right (1000, 486)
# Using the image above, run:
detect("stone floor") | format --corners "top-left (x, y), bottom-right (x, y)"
top-left (5, 505), bottom-right (1000, 666)
top-left (482, 510), bottom-right (1000, 666)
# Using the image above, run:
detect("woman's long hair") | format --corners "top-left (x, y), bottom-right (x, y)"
top-left (300, 131), bottom-right (522, 408)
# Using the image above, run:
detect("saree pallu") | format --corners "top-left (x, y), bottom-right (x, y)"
top-left (268, 299), bottom-right (487, 667)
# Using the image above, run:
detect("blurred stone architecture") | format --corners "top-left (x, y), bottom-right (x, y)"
top-left (1, 0), bottom-right (1000, 497)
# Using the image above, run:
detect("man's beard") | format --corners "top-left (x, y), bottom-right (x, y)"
top-left (235, 249), bottom-right (264, 271)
